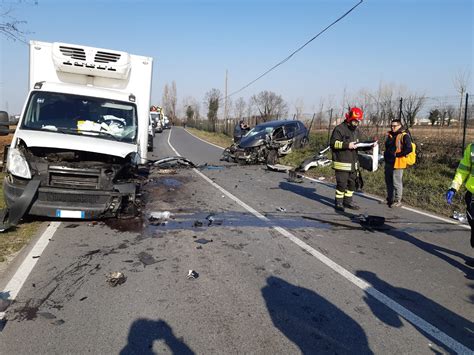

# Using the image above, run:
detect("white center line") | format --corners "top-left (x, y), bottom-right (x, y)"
top-left (168, 128), bottom-right (472, 354)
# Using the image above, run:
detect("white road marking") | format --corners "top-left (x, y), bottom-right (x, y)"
top-left (168, 129), bottom-right (472, 354)
top-left (0, 222), bottom-right (61, 320)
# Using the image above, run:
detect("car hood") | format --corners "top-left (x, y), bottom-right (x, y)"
top-left (238, 132), bottom-right (267, 148)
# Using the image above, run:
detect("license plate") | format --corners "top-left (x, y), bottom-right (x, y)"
top-left (55, 210), bottom-right (85, 219)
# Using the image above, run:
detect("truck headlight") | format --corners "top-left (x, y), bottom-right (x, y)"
top-left (6, 147), bottom-right (32, 179)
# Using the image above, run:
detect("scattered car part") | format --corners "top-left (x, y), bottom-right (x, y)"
top-left (106, 272), bottom-right (127, 287)
top-left (187, 270), bottom-right (199, 279)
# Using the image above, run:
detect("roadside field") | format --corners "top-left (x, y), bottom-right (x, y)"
top-left (186, 127), bottom-right (466, 219)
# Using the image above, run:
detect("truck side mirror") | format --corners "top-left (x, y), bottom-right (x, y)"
top-left (0, 111), bottom-right (10, 136)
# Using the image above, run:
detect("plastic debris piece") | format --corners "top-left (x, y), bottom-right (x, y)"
top-left (65, 223), bottom-right (80, 228)
top-left (453, 211), bottom-right (468, 224)
top-left (149, 211), bottom-right (171, 220)
top-left (157, 168), bottom-right (177, 175)
top-left (276, 207), bottom-right (287, 212)
top-left (187, 270), bottom-right (199, 279)
top-left (51, 319), bottom-right (65, 326)
top-left (106, 272), bottom-right (127, 287)
top-left (138, 252), bottom-right (157, 266)
top-left (193, 220), bottom-right (203, 227)
top-left (194, 238), bottom-right (213, 245)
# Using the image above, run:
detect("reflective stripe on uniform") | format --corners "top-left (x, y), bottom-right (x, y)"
top-left (334, 140), bottom-right (344, 149)
top-left (344, 190), bottom-right (354, 197)
top-left (333, 161), bottom-right (352, 171)
top-left (335, 189), bottom-right (345, 198)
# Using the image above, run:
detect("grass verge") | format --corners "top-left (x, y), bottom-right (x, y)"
top-left (186, 127), bottom-right (233, 148)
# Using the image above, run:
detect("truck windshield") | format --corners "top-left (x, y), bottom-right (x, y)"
top-left (21, 91), bottom-right (138, 143)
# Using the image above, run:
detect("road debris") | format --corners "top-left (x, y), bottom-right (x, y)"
top-left (138, 252), bottom-right (158, 266)
top-left (187, 270), bottom-right (199, 279)
top-left (276, 207), bottom-right (287, 212)
top-left (193, 220), bottom-right (203, 227)
top-left (148, 211), bottom-right (172, 226)
top-left (288, 170), bottom-right (303, 183)
top-left (51, 319), bottom-right (65, 326)
top-left (65, 223), bottom-right (80, 228)
top-left (206, 214), bottom-right (223, 226)
top-left (353, 214), bottom-right (386, 229)
top-left (156, 168), bottom-right (177, 175)
top-left (105, 272), bottom-right (127, 287)
top-left (194, 238), bottom-right (213, 245)
top-left (453, 211), bottom-right (467, 224)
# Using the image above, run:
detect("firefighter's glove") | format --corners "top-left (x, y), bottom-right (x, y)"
top-left (446, 189), bottom-right (456, 205)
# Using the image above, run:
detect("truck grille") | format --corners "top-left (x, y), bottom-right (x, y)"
top-left (38, 192), bottom-right (109, 204)
top-left (49, 172), bottom-right (99, 189)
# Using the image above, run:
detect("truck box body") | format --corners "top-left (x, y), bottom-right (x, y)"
top-left (3, 41), bottom-right (153, 219)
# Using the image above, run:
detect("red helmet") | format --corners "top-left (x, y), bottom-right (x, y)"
top-left (345, 107), bottom-right (363, 122)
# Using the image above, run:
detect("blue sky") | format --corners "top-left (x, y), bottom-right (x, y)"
top-left (0, 0), bottom-right (472, 115)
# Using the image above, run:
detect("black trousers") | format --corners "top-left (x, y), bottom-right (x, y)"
top-left (465, 191), bottom-right (474, 248)
top-left (335, 170), bottom-right (357, 200)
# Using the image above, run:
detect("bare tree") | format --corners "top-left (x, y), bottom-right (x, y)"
top-left (162, 81), bottom-right (178, 123)
top-left (251, 90), bottom-right (288, 122)
top-left (234, 97), bottom-right (246, 120)
top-left (204, 88), bottom-right (221, 132)
top-left (0, 6), bottom-right (31, 43)
top-left (293, 97), bottom-right (305, 120)
top-left (402, 93), bottom-right (425, 127)
top-left (453, 69), bottom-right (471, 123)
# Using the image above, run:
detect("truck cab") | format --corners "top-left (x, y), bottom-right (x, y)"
top-left (2, 41), bottom-right (153, 220)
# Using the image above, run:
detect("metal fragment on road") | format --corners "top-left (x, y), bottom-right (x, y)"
top-left (187, 270), bottom-right (199, 279)
top-left (194, 238), bottom-right (213, 245)
top-left (105, 272), bottom-right (127, 287)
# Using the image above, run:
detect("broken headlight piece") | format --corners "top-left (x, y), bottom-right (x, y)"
top-left (6, 147), bottom-right (32, 179)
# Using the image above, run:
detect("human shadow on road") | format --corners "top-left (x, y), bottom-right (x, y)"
top-left (356, 270), bottom-right (474, 352)
top-left (120, 318), bottom-right (194, 355)
top-left (379, 223), bottom-right (474, 279)
top-left (279, 181), bottom-right (335, 209)
top-left (280, 181), bottom-right (473, 278)
top-left (261, 276), bottom-right (374, 354)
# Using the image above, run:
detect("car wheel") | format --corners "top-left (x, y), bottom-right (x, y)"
top-left (266, 149), bottom-right (278, 165)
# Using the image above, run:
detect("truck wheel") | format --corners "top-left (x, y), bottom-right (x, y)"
top-left (266, 150), bottom-right (278, 165)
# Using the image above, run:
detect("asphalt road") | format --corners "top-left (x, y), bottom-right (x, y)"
top-left (0, 127), bottom-right (472, 354)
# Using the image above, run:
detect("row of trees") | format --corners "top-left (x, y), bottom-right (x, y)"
top-left (161, 69), bottom-right (470, 129)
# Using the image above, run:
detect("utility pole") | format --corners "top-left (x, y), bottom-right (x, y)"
top-left (224, 70), bottom-right (228, 120)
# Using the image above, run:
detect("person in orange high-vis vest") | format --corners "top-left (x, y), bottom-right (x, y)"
top-left (383, 119), bottom-right (412, 207)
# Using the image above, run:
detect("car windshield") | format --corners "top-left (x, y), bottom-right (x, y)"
top-left (245, 125), bottom-right (274, 137)
top-left (21, 91), bottom-right (138, 143)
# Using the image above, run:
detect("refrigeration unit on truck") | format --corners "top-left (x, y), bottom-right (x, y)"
top-left (0, 40), bottom-right (153, 220)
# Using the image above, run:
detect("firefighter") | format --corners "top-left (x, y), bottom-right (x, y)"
top-left (330, 107), bottom-right (364, 211)
top-left (446, 144), bottom-right (474, 259)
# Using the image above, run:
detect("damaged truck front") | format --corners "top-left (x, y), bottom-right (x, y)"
top-left (1, 41), bottom-right (153, 221)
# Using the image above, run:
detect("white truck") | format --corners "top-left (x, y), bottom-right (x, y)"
top-left (0, 40), bottom-right (153, 222)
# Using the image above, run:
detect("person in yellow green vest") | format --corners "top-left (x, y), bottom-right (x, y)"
top-left (384, 119), bottom-right (412, 208)
top-left (447, 143), bottom-right (474, 254)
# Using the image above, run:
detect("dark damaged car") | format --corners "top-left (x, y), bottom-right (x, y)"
top-left (223, 119), bottom-right (308, 165)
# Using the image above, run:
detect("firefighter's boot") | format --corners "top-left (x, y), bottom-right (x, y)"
top-left (335, 198), bottom-right (345, 212)
top-left (343, 193), bottom-right (360, 210)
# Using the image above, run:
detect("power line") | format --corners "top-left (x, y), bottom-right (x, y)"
top-left (225, 0), bottom-right (364, 101)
